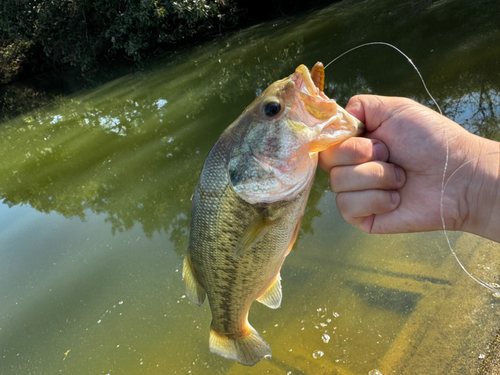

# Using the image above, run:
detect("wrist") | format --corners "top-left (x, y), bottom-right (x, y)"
top-left (459, 135), bottom-right (500, 242)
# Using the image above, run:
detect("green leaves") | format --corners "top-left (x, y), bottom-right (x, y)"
top-left (0, 0), bottom-right (240, 74)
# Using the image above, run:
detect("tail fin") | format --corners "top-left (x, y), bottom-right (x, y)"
top-left (209, 325), bottom-right (271, 366)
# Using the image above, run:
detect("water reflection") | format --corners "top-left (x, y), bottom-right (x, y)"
top-left (0, 35), bottom-right (314, 258)
top-left (446, 88), bottom-right (500, 140)
top-left (1, 0), bottom-right (499, 260)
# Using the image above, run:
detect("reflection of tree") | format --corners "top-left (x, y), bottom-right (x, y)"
top-left (442, 81), bottom-right (500, 141)
top-left (0, 36), bottom-right (309, 258)
top-left (1, 0), bottom-right (499, 259)
top-left (325, 68), bottom-right (500, 142)
top-left (0, 93), bottom-right (193, 256)
top-left (206, 38), bottom-right (305, 105)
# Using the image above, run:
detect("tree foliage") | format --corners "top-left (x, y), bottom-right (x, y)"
top-left (0, 0), bottom-right (239, 77)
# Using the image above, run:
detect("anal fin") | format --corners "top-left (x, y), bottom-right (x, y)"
top-left (257, 273), bottom-right (282, 309)
top-left (182, 251), bottom-right (206, 306)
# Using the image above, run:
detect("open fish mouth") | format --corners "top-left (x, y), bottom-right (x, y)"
top-left (292, 62), bottom-right (365, 151)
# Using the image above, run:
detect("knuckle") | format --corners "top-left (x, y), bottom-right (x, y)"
top-left (317, 152), bottom-right (329, 172)
top-left (374, 163), bottom-right (386, 180)
top-left (370, 163), bottom-right (405, 190)
top-left (370, 192), bottom-right (385, 212)
top-left (368, 191), bottom-right (393, 214)
top-left (329, 168), bottom-right (342, 193)
top-left (382, 190), bottom-right (399, 211)
top-left (335, 192), bottom-right (349, 213)
top-left (336, 192), bottom-right (366, 227)
top-left (382, 165), bottom-right (405, 189)
top-left (349, 138), bottom-right (372, 162)
top-left (368, 162), bottom-right (388, 185)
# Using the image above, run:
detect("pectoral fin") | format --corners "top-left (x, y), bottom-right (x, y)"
top-left (233, 209), bottom-right (273, 260)
top-left (182, 251), bottom-right (206, 306)
top-left (256, 273), bottom-right (282, 309)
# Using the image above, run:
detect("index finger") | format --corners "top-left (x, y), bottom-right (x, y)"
top-left (318, 137), bottom-right (389, 172)
top-left (345, 95), bottom-right (417, 132)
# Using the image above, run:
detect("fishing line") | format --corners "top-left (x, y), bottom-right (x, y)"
top-left (325, 41), bottom-right (500, 295)
top-left (324, 42), bottom-right (441, 114)
top-left (442, 152), bottom-right (500, 295)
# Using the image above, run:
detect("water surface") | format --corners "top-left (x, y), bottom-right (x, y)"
top-left (1, 0), bottom-right (500, 374)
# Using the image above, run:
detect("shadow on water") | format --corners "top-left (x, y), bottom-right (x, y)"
top-left (345, 281), bottom-right (421, 315)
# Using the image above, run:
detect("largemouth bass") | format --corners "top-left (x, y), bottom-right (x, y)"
top-left (183, 62), bottom-right (363, 366)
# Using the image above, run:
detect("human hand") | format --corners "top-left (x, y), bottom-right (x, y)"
top-left (318, 95), bottom-right (500, 242)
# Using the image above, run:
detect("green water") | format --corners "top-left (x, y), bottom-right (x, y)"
top-left (1, 0), bottom-right (500, 374)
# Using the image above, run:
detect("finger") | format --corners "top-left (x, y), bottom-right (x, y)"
top-left (336, 190), bottom-right (401, 228)
top-left (345, 95), bottom-right (417, 132)
top-left (330, 162), bottom-right (406, 193)
top-left (318, 137), bottom-right (389, 172)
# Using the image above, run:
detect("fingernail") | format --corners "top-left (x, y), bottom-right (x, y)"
top-left (373, 142), bottom-right (387, 161)
top-left (391, 191), bottom-right (399, 205)
top-left (395, 166), bottom-right (404, 183)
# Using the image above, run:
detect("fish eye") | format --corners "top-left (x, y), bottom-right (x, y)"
top-left (264, 101), bottom-right (281, 117)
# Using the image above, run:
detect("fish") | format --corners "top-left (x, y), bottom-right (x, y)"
top-left (182, 62), bottom-right (364, 366)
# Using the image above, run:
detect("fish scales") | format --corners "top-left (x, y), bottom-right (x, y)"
top-left (183, 62), bottom-right (364, 366)
top-left (189, 134), bottom-right (308, 333)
